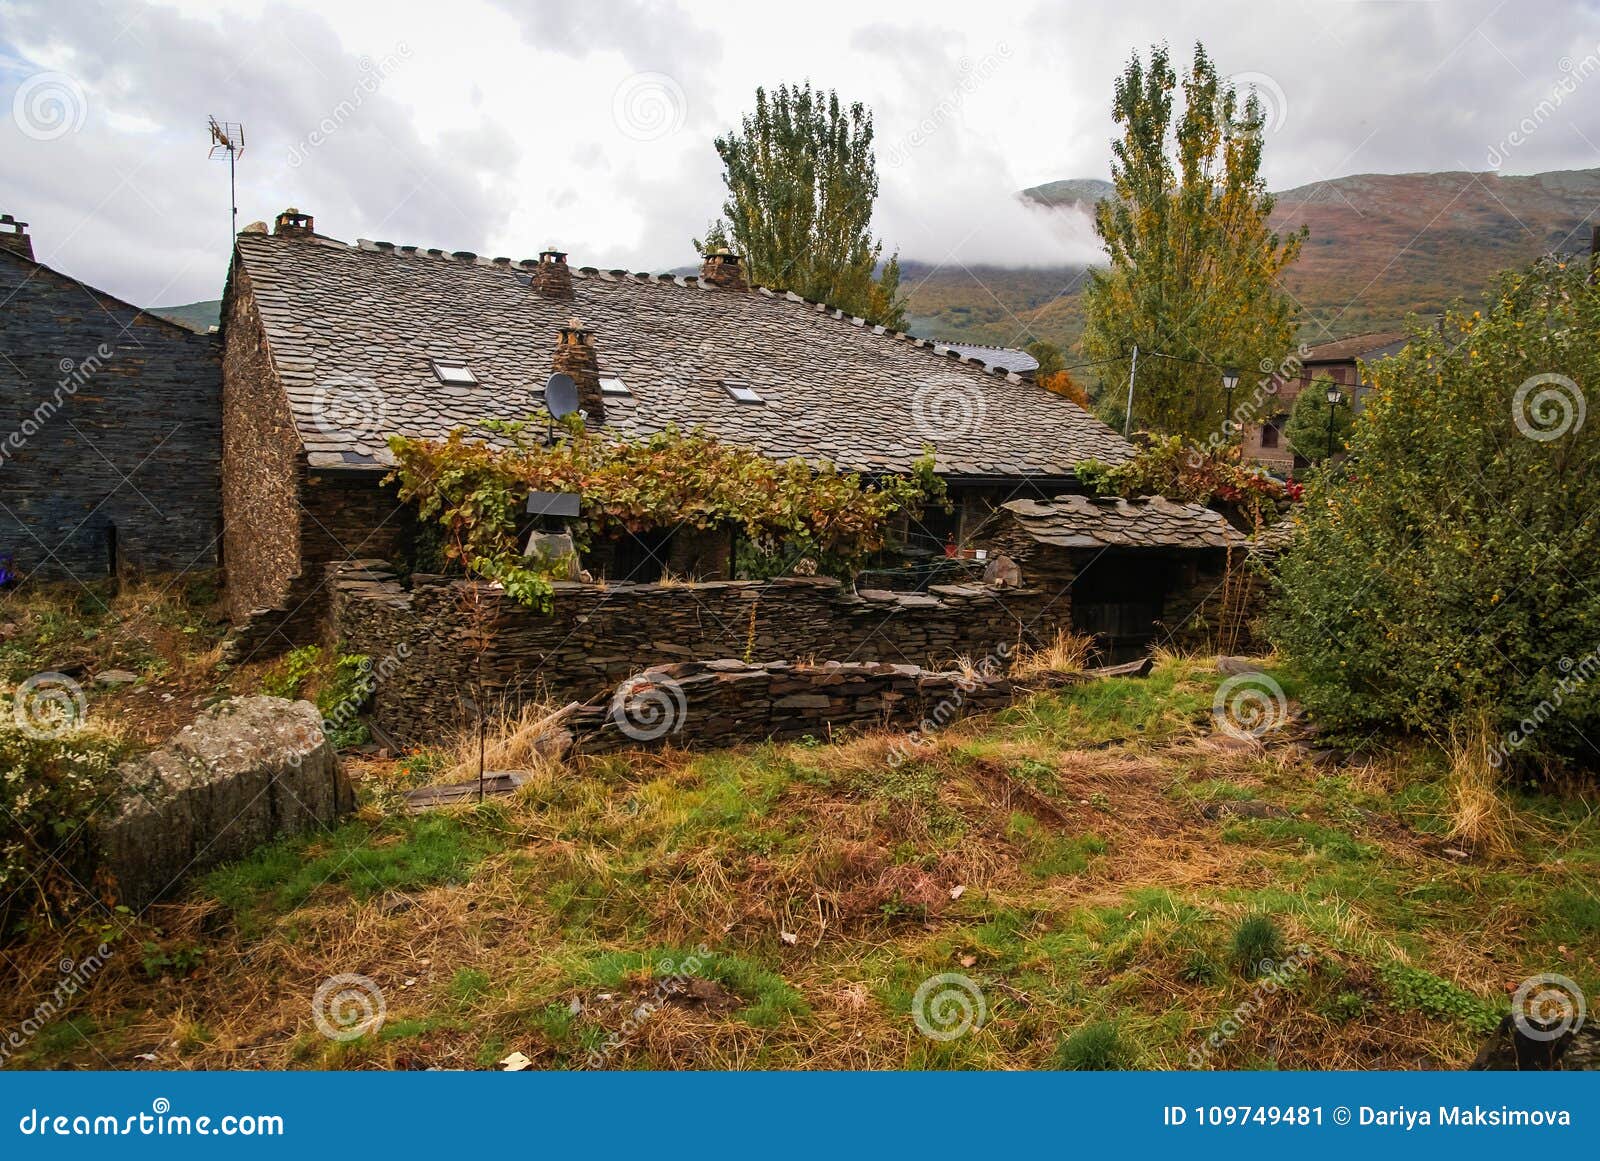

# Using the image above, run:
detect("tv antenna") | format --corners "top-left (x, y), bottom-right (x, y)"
top-left (207, 117), bottom-right (245, 244)
top-left (543, 372), bottom-right (579, 444)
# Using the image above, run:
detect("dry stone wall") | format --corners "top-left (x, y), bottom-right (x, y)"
top-left (565, 658), bottom-right (1032, 754)
top-left (329, 562), bottom-right (1068, 747)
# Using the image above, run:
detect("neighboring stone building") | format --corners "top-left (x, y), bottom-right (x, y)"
top-left (1243, 330), bottom-right (1408, 473)
top-left (219, 209), bottom-right (1132, 649)
top-left (974, 495), bottom-right (1263, 658)
top-left (0, 213), bottom-right (222, 581)
top-left (1241, 327), bottom-right (1408, 473)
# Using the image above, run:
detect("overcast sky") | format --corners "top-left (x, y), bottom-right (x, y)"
top-left (1, 0), bottom-right (1597, 308)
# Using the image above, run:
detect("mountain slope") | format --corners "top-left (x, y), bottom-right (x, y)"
top-left (904, 168), bottom-right (1600, 356)
top-left (151, 299), bottom-right (221, 332)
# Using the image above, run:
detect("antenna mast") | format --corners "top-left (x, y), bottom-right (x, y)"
top-left (207, 117), bottom-right (245, 244)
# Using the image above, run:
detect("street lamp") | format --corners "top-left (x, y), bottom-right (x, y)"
top-left (1221, 367), bottom-right (1240, 434)
top-left (1325, 385), bottom-right (1344, 461)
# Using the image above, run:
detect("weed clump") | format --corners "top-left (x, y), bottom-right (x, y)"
top-left (1056, 1020), bottom-right (1128, 1070)
top-left (1230, 913), bottom-right (1284, 977)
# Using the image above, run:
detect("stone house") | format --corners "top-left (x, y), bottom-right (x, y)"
top-left (974, 495), bottom-right (1258, 658)
top-left (1244, 330), bottom-right (1408, 473)
top-left (219, 209), bottom-right (1133, 648)
top-left (0, 213), bottom-right (221, 582)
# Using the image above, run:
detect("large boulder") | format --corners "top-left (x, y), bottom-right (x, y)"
top-left (92, 697), bottom-right (351, 910)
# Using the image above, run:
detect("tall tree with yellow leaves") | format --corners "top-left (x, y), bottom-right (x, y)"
top-left (1083, 43), bottom-right (1305, 439)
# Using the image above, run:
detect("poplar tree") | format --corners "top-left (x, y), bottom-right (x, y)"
top-left (701, 83), bottom-right (906, 329)
top-left (1082, 43), bottom-right (1305, 438)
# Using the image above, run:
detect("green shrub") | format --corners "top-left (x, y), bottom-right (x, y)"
top-left (1056, 1020), bottom-right (1128, 1069)
top-left (1270, 258), bottom-right (1600, 763)
top-left (0, 723), bottom-right (125, 935)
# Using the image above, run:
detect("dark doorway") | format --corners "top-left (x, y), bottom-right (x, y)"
top-left (608, 529), bottom-right (669, 583)
top-left (1070, 550), bottom-right (1171, 661)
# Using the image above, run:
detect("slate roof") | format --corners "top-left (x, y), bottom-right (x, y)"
top-left (232, 230), bottom-right (1130, 477)
top-left (1303, 330), bottom-right (1408, 364)
top-left (938, 342), bottom-right (1040, 375)
top-left (1001, 495), bottom-right (1244, 549)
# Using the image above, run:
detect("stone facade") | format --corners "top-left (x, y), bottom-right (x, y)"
top-left (329, 562), bottom-right (1067, 746)
top-left (0, 239), bottom-right (221, 581)
top-left (219, 263), bottom-right (413, 654)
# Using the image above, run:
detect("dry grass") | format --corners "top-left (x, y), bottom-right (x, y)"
top-left (1443, 718), bottom-right (1520, 858)
top-left (3, 652), bottom-right (1595, 1073)
top-left (440, 699), bottom-right (574, 783)
top-left (1008, 630), bottom-right (1099, 679)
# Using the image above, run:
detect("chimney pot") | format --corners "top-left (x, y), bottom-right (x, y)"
top-left (273, 208), bottom-right (315, 237)
top-left (0, 213), bottom-right (33, 261)
top-left (532, 248), bottom-right (574, 299)
top-left (553, 318), bottom-right (604, 425)
top-left (699, 248), bottom-right (747, 291)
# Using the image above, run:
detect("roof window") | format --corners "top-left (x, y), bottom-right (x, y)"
top-left (430, 359), bottom-right (477, 385)
top-left (722, 378), bottom-right (764, 404)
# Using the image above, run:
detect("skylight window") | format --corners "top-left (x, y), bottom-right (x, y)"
top-left (722, 379), bottom-right (764, 404)
top-left (430, 359), bottom-right (477, 385)
top-left (600, 375), bottom-right (632, 397)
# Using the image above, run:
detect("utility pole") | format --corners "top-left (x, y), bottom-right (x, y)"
top-left (1123, 345), bottom-right (1139, 438)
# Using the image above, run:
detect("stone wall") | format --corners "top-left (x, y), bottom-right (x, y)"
top-left (0, 251), bottom-right (221, 581)
top-left (220, 265), bottom-right (302, 620)
top-left (329, 563), bottom-right (1068, 746)
top-left (564, 658), bottom-right (1035, 754)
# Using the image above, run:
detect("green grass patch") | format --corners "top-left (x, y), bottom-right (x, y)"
top-left (571, 947), bottom-right (808, 1030)
top-left (206, 810), bottom-right (505, 924)
top-left (1056, 1020), bottom-right (1129, 1069)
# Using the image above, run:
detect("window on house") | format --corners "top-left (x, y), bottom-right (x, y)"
top-left (430, 359), bottom-right (477, 385)
top-left (722, 379), bottom-right (764, 404)
top-left (1261, 416), bottom-right (1285, 449)
top-left (600, 375), bottom-right (632, 397)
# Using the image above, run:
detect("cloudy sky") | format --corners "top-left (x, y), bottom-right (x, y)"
top-left (1, 0), bottom-right (1596, 308)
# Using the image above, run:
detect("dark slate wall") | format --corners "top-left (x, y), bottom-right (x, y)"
top-left (0, 252), bottom-right (221, 581)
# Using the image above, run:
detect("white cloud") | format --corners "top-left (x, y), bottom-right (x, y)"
top-left (0, 0), bottom-right (1594, 306)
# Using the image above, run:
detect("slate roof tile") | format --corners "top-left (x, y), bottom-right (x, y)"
top-left (1002, 495), bottom-right (1243, 549)
top-left (235, 231), bottom-right (1131, 478)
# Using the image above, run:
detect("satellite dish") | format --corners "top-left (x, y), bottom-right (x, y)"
top-left (544, 373), bottom-right (579, 420)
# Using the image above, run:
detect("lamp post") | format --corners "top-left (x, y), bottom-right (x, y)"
top-left (1221, 367), bottom-right (1240, 436)
top-left (1325, 384), bottom-right (1344, 461)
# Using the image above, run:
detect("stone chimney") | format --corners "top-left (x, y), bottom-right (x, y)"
top-left (532, 248), bottom-right (574, 299)
top-left (699, 247), bottom-right (747, 291)
top-left (0, 214), bottom-right (33, 261)
top-left (553, 318), bottom-right (604, 425)
top-left (273, 208), bottom-right (315, 237)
